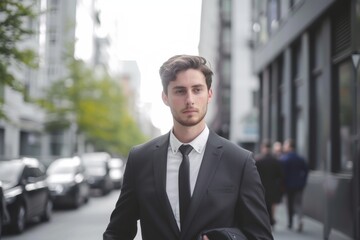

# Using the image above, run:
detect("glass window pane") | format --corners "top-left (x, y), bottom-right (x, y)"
top-left (296, 108), bottom-right (305, 154)
top-left (338, 61), bottom-right (353, 171)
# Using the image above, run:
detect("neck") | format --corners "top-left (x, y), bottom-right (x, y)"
top-left (172, 122), bottom-right (206, 143)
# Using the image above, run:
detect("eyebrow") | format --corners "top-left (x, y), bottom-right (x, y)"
top-left (172, 84), bottom-right (205, 89)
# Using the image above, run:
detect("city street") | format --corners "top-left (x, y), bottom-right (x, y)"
top-left (1, 189), bottom-right (352, 240)
top-left (271, 202), bottom-right (351, 240)
top-left (1, 0), bottom-right (358, 239)
top-left (1, 190), bottom-right (142, 240)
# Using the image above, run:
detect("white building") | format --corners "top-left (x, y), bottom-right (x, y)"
top-left (0, 0), bottom-right (45, 159)
top-left (199, 0), bottom-right (258, 151)
top-left (0, 0), bottom-right (158, 163)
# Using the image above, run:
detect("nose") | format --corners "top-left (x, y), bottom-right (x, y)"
top-left (185, 91), bottom-right (194, 106)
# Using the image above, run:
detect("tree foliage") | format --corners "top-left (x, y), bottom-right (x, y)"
top-left (0, 0), bottom-right (38, 118)
top-left (38, 58), bottom-right (148, 157)
top-left (0, 0), bottom-right (38, 90)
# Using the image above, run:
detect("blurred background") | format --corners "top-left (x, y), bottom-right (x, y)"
top-left (0, 0), bottom-right (359, 239)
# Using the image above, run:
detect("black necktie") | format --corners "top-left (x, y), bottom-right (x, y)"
top-left (178, 144), bottom-right (193, 228)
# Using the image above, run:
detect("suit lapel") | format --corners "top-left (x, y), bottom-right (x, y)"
top-left (153, 133), bottom-right (180, 236)
top-left (181, 132), bottom-right (224, 237)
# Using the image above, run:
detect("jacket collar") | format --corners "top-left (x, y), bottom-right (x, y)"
top-left (153, 131), bottom-right (224, 239)
top-left (181, 131), bottom-right (224, 238)
top-left (153, 132), bottom-right (181, 236)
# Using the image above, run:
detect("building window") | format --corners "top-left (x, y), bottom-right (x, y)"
top-left (292, 42), bottom-right (302, 81)
top-left (50, 130), bottom-right (63, 156)
top-left (253, 90), bottom-right (259, 108)
top-left (267, 0), bottom-right (280, 33)
top-left (220, 0), bottom-right (231, 23)
top-left (48, 65), bottom-right (56, 76)
top-left (50, 0), bottom-right (58, 12)
top-left (20, 131), bottom-right (41, 156)
top-left (252, 0), bottom-right (269, 45)
top-left (222, 27), bottom-right (231, 56)
top-left (0, 82), bottom-right (4, 102)
top-left (221, 60), bottom-right (231, 86)
top-left (309, 23), bottom-right (325, 170)
top-left (291, 42), bottom-right (302, 144)
top-left (280, 0), bottom-right (291, 20)
top-left (0, 128), bottom-right (4, 156)
top-left (49, 28), bottom-right (57, 44)
top-left (296, 107), bottom-right (305, 154)
top-left (337, 60), bottom-right (353, 172)
top-left (290, 0), bottom-right (304, 11)
top-left (261, 69), bottom-right (271, 139)
top-left (270, 57), bottom-right (284, 142)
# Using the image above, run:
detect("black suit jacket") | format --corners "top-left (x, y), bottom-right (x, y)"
top-left (103, 131), bottom-right (273, 240)
top-left (255, 153), bottom-right (284, 203)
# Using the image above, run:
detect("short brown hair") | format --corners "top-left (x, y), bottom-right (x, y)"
top-left (261, 139), bottom-right (271, 149)
top-left (285, 139), bottom-right (295, 149)
top-left (159, 55), bottom-right (213, 94)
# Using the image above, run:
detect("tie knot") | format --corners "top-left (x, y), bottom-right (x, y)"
top-left (179, 144), bottom-right (193, 156)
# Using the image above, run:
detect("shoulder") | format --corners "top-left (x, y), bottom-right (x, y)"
top-left (290, 152), bottom-right (306, 162)
top-left (131, 133), bottom-right (169, 155)
top-left (209, 131), bottom-right (253, 160)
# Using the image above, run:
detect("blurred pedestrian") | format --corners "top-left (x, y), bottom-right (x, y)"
top-left (272, 141), bottom-right (283, 158)
top-left (103, 55), bottom-right (273, 240)
top-left (255, 140), bottom-right (284, 227)
top-left (280, 139), bottom-right (308, 232)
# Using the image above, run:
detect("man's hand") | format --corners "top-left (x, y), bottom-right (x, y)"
top-left (202, 235), bottom-right (209, 240)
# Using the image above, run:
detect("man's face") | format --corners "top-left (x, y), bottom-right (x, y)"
top-left (283, 141), bottom-right (291, 153)
top-left (162, 69), bottom-right (212, 127)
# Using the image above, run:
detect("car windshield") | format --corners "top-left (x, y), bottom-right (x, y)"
top-left (109, 159), bottom-right (123, 168)
top-left (84, 161), bottom-right (104, 168)
top-left (0, 161), bottom-right (23, 185)
top-left (47, 165), bottom-right (76, 175)
top-left (86, 166), bottom-right (106, 176)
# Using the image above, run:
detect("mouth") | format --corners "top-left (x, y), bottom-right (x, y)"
top-left (182, 108), bottom-right (197, 114)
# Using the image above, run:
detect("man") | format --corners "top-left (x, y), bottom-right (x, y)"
top-left (255, 140), bottom-right (284, 227)
top-left (272, 141), bottom-right (282, 159)
top-left (280, 139), bottom-right (308, 232)
top-left (103, 55), bottom-right (273, 240)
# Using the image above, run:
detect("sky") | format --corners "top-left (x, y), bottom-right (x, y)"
top-left (101, 0), bottom-right (203, 134)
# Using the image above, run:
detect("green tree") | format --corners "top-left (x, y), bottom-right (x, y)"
top-left (38, 57), bottom-right (148, 157)
top-left (0, 0), bottom-right (38, 118)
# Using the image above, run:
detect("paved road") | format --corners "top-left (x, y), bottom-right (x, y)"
top-left (272, 202), bottom-right (352, 240)
top-left (2, 189), bottom-right (352, 240)
top-left (2, 189), bottom-right (142, 240)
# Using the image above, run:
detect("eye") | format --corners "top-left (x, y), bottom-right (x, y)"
top-left (193, 87), bottom-right (202, 94)
top-left (174, 89), bottom-right (186, 94)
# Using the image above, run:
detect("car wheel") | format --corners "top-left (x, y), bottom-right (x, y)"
top-left (84, 194), bottom-right (89, 204)
top-left (12, 204), bottom-right (26, 233)
top-left (40, 199), bottom-right (52, 222)
top-left (73, 192), bottom-right (82, 209)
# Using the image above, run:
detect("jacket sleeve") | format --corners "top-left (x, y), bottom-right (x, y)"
top-left (103, 149), bottom-right (139, 240)
top-left (237, 154), bottom-right (274, 240)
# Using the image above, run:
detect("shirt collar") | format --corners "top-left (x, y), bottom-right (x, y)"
top-left (169, 125), bottom-right (209, 154)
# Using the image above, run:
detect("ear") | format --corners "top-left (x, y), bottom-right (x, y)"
top-left (162, 91), bottom-right (169, 106)
top-left (207, 88), bottom-right (213, 103)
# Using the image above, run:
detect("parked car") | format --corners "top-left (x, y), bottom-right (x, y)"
top-left (81, 152), bottom-right (113, 195)
top-left (0, 158), bottom-right (52, 234)
top-left (0, 181), bottom-right (10, 239)
top-left (46, 156), bottom-right (90, 208)
top-left (109, 158), bottom-right (124, 189)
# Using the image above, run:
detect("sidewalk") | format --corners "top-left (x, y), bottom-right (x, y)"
top-left (134, 202), bottom-right (353, 240)
top-left (272, 202), bottom-right (353, 240)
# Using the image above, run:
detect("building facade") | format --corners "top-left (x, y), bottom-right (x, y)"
top-left (251, 0), bottom-right (359, 238)
top-left (0, 0), bottom-right (158, 165)
top-left (0, 0), bottom-right (45, 160)
top-left (200, 0), bottom-right (259, 151)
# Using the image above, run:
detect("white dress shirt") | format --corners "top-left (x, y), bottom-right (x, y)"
top-left (166, 126), bottom-right (209, 229)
